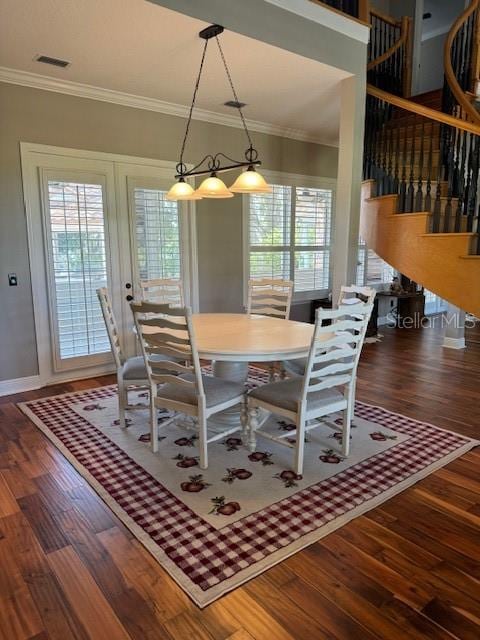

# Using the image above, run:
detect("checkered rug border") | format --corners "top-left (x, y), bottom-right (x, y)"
top-left (20, 376), bottom-right (477, 607)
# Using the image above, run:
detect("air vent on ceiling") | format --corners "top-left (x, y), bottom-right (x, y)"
top-left (224, 100), bottom-right (247, 109)
top-left (35, 55), bottom-right (70, 68)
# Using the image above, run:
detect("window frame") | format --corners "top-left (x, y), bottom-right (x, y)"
top-left (243, 170), bottom-right (336, 306)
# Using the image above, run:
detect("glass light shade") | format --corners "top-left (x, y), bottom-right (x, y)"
top-left (195, 175), bottom-right (234, 198)
top-left (229, 167), bottom-right (272, 193)
top-left (166, 179), bottom-right (202, 201)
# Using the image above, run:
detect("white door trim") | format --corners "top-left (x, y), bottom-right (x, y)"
top-left (21, 142), bottom-right (198, 386)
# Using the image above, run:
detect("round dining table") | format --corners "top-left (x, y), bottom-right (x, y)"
top-left (189, 313), bottom-right (314, 382)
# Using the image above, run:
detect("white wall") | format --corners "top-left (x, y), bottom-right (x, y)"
top-left (418, 32), bottom-right (448, 93)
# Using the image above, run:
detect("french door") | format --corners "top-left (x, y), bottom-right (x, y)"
top-left (22, 144), bottom-right (197, 385)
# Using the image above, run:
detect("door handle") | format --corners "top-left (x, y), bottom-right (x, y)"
top-left (125, 282), bottom-right (132, 289)
top-left (126, 294), bottom-right (133, 302)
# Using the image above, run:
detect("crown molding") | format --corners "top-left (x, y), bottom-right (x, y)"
top-left (0, 66), bottom-right (338, 147)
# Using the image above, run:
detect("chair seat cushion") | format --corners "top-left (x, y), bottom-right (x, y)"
top-left (122, 356), bottom-right (148, 380)
top-left (158, 374), bottom-right (244, 408)
top-left (122, 354), bottom-right (172, 380)
top-left (249, 377), bottom-right (345, 413)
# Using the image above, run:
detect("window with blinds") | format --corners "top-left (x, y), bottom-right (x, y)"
top-left (356, 238), bottom-right (395, 285)
top-left (46, 180), bottom-right (110, 359)
top-left (134, 188), bottom-right (181, 280)
top-left (248, 184), bottom-right (333, 294)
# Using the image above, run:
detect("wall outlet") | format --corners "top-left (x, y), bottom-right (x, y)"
top-left (8, 273), bottom-right (18, 286)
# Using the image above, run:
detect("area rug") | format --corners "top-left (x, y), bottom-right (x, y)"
top-left (19, 368), bottom-right (478, 607)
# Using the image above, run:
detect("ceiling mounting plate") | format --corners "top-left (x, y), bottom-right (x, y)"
top-left (199, 24), bottom-right (224, 40)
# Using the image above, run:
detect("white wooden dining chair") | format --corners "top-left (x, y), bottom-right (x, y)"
top-left (131, 301), bottom-right (246, 468)
top-left (139, 278), bottom-right (184, 307)
top-left (282, 284), bottom-right (376, 377)
top-left (97, 287), bottom-right (150, 428)
top-left (247, 303), bottom-right (374, 475)
top-left (247, 278), bottom-right (293, 319)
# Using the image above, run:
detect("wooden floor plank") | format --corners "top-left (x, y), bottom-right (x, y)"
top-left (0, 472), bottom-right (20, 517)
top-left (47, 545), bottom-right (132, 640)
top-left (1, 512), bottom-right (89, 640)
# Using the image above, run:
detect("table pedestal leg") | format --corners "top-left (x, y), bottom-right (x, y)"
top-left (212, 360), bottom-right (249, 383)
top-left (206, 360), bottom-right (249, 431)
top-left (207, 361), bottom-right (269, 440)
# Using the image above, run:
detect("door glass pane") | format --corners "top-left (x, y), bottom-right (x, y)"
top-left (47, 180), bottom-right (110, 359)
top-left (134, 188), bottom-right (181, 279)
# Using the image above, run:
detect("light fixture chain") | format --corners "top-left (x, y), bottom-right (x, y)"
top-left (179, 38), bottom-right (209, 167)
top-left (215, 36), bottom-right (253, 149)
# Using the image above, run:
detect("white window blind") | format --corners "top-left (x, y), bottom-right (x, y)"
top-left (357, 238), bottom-right (395, 285)
top-left (47, 180), bottom-right (110, 359)
top-left (134, 188), bottom-right (181, 280)
top-left (249, 184), bottom-right (333, 294)
top-left (294, 188), bottom-right (331, 291)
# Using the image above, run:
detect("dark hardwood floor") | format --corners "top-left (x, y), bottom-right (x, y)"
top-left (0, 323), bottom-right (479, 639)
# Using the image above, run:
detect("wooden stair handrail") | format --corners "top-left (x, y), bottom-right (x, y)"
top-left (369, 7), bottom-right (398, 27)
top-left (367, 84), bottom-right (480, 135)
top-left (367, 16), bottom-right (406, 71)
top-left (444, 0), bottom-right (480, 125)
top-left (368, 12), bottom-right (412, 97)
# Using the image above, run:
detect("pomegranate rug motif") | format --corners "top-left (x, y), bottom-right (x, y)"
top-left (19, 368), bottom-right (478, 607)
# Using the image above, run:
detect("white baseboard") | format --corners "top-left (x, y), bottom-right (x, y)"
top-left (443, 337), bottom-right (466, 350)
top-left (0, 375), bottom-right (42, 397)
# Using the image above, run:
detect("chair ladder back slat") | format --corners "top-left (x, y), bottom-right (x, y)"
top-left (302, 303), bottom-right (374, 403)
top-left (139, 278), bottom-right (184, 307)
top-left (247, 279), bottom-right (293, 319)
top-left (97, 287), bottom-right (123, 368)
top-left (132, 301), bottom-right (204, 404)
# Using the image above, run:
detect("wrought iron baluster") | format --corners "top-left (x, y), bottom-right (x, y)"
top-left (386, 107), bottom-right (394, 193)
top-left (399, 107), bottom-right (408, 212)
top-left (433, 122), bottom-right (447, 233)
top-left (393, 110), bottom-right (400, 194)
top-left (407, 114), bottom-right (416, 212)
top-left (466, 134), bottom-right (480, 233)
top-left (454, 131), bottom-right (468, 232)
top-left (415, 119), bottom-right (425, 212)
top-left (425, 120), bottom-right (434, 213)
top-left (443, 126), bottom-right (456, 233)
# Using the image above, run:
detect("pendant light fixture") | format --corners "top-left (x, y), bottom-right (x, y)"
top-left (166, 24), bottom-right (271, 201)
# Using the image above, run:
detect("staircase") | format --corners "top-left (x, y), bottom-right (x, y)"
top-left (360, 1), bottom-right (480, 318)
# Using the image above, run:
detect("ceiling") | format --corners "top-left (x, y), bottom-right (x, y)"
top-left (422, 0), bottom-right (465, 40)
top-left (0, 0), bottom-right (350, 146)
